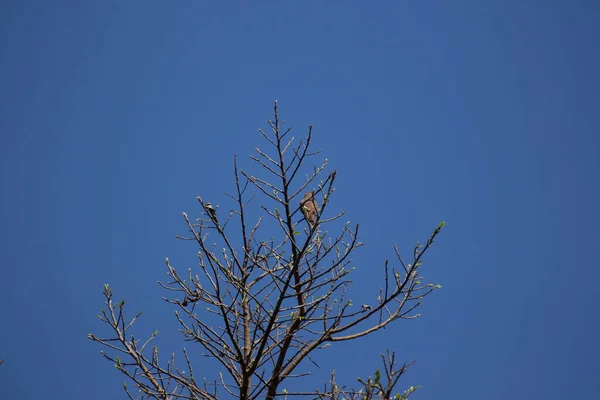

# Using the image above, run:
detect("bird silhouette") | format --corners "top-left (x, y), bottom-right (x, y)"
top-left (205, 202), bottom-right (218, 224)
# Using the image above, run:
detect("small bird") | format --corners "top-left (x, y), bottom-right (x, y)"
top-left (300, 191), bottom-right (319, 227)
top-left (205, 202), bottom-right (218, 223)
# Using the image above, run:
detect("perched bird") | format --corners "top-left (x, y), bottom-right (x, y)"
top-left (205, 202), bottom-right (218, 224)
top-left (300, 191), bottom-right (319, 227)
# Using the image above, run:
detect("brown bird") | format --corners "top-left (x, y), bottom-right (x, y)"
top-left (300, 191), bottom-right (319, 227)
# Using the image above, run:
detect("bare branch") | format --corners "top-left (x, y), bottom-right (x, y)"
top-left (90, 102), bottom-right (444, 400)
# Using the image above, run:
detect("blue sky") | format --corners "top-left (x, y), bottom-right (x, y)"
top-left (1, 1), bottom-right (599, 399)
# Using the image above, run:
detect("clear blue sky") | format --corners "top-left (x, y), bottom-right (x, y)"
top-left (1, 1), bottom-right (599, 399)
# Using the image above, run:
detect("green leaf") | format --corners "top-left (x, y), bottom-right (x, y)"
top-left (374, 369), bottom-right (380, 384)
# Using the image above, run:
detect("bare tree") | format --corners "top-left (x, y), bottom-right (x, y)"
top-left (89, 101), bottom-right (444, 400)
